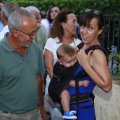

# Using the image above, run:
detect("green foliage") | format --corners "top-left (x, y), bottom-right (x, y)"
top-left (114, 53), bottom-right (120, 63)
top-left (112, 53), bottom-right (120, 79)
top-left (3, 0), bottom-right (120, 15)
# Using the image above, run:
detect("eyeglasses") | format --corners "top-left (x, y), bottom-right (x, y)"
top-left (84, 9), bottom-right (102, 15)
top-left (35, 17), bottom-right (41, 21)
top-left (14, 27), bottom-right (39, 39)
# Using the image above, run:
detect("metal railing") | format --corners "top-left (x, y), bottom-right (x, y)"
top-left (104, 14), bottom-right (120, 53)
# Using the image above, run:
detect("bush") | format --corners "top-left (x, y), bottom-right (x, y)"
top-left (112, 52), bottom-right (120, 79)
top-left (3, 0), bottom-right (120, 15)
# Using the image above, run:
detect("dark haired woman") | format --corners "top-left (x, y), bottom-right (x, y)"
top-left (44, 10), bottom-right (81, 120)
top-left (67, 9), bottom-right (112, 120)
top-left (47, 6), bottom-right (61, 27)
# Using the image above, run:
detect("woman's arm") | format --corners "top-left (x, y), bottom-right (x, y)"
top-left (44, 49), bottom-right (54, 79)
top-left (77, 49), bottom-right (112, 92)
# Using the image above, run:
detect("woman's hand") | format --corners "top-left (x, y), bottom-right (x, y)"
top-left (82, 80), bottom-right (90, 87)
top-left (78, 49), bottom-right (112, 93)
top-left (77, 49), bottom-right (93, 68)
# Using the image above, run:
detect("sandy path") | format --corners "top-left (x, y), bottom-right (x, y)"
top-left (93, 82), bottom-right (120, 120)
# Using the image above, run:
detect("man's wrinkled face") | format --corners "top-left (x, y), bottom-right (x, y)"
top-left (31, 10), bottom-right (41, 26)
top-left (14, 16), bottom-right (38, 47)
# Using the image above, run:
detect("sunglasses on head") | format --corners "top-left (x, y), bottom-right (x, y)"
top-left (84, 9), bottom-right (102, 15)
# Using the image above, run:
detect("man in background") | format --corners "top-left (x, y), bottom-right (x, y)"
top-left (0, 1), bottom-right (20, 40)
top-left (0, 8), bottom-right (47, 120)
top-left (26, 6), bottom-right (47, 52)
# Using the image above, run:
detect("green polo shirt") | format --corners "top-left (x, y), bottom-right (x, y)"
top-left (0, 33), bottom-right (44, 113)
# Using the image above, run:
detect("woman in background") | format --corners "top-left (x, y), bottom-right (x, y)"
top-left (47, 6), bottom-right (61, 27)
top-left (67, 9), bottom-right (112, 120)
top-left (44, 10), bottom-right (81, 120)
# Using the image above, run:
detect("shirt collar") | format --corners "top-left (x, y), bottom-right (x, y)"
top-left (1, 32), bottom-right (32, 52)
top-left (1, 32), bottom-right (16, 52)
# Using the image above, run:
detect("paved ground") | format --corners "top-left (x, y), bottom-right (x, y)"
top-left (93, 82), bottom-right (120, 120)
top-left (45, 81), bottom-right (120, 120)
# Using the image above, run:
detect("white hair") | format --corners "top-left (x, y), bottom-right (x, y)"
top-left (2, 1), bottom-right (20, 20)
top-left (26, 6), bottom-right (40, 13)
top-left (8, 9), bottom-right (35, 32)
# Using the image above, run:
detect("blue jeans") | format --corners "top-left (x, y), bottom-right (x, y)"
top-left (0, 108), bottom-right (42, 120)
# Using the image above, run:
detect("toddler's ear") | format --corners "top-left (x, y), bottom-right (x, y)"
top-left (58, 60), bottom-right (62, 65)
top-left (74, 47), bottom-right (79, 52)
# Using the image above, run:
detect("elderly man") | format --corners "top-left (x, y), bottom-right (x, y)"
top-left (0, 1), bottom-right (20, 40)
top-left (0, 9), bottom-right (47, 120)
top-left (26, 6), bottom-right (47, 52)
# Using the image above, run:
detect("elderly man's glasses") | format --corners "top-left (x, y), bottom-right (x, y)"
top-left (84, 9), bottom-right (102, 15)
top-left (14, 27), bottom-right (39, 39)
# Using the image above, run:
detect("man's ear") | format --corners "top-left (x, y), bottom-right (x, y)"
top-left (61, 22), bottom-right (66, 29)
top-left (1, 12), bottom-right (4, 20)
top-left (1, 12), bottom-right (8, 21)
top-left (58, 59), bottom-right (62, 65)
top-left (11, 28), bottom-right (19, 37)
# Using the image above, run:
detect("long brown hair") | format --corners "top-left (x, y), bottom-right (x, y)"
top-left (49, 10), bottom-right (77, 42)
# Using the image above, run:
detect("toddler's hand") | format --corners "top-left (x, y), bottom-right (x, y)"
top-left (83, 80), bottom-right (90, 87)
